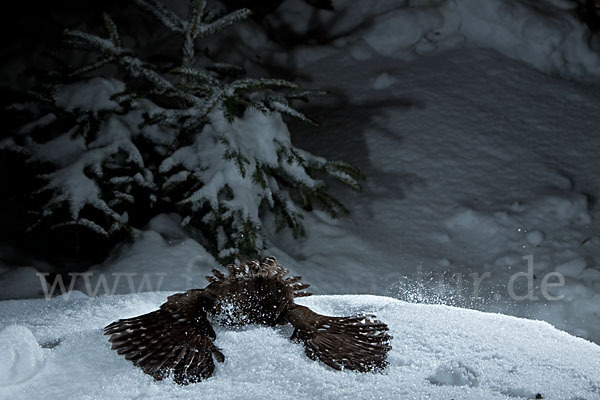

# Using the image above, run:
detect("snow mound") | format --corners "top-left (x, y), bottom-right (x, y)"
top-left (0, 293), bottom-right (599, 399)
top-left (274, 0), bottom-right (600, 78)
top-left (0, 325), bottom-right (45, 386)
top-left (427, 360), bottom-right (480, 387)
top-left (0, 266), bottom-right (45, 300)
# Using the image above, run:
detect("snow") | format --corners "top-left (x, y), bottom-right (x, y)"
top-left (372, 72), bottom-right (397, 90)
top-left (178, 109), bottom-right (311, 221)
top-left (54, 77), bottom-right (124, 113)
top-left (259, 0), bottom-right (600, 343)
top-left (270, 43), bottom-right (600, 340)
top-left (272, 0), bottom-right (600, 77)
top-left (69, 227), bottom-right (216, 296)
top-left (427, 360), bottom-right (480, 388)
top-left (0, 266), bottom-right (45, 300)
top-left (1, 293), bottom-right (599, 399)
top-left (0, 326), bottom-right (45, 386)
top-left (2, 0), bottom-right (600, 395)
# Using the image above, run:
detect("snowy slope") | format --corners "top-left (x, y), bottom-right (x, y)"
top-left (271, 44), bottom-right (600, 342)
top-left (2, 0), bottom-right (600, 367)
top-left (1, 294), bottom-right (599, 400)
top-left (261, 0), bottom-right (600, 343)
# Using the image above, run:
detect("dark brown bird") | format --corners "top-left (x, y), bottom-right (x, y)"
top-left (104, 257), bottom-right (391, 384)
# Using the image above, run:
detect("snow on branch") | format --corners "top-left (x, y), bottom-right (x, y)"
top-left (6, 0), bottom-right (363, 265)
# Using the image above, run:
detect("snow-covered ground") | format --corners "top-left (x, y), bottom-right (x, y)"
top-left (263, 0), bottom-right (600, 344)
top-left (1, 293), bottom-right (599, 399)
top-left (2, 1), bottom-right (600, 395)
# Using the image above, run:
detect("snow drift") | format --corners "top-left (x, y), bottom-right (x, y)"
top-left (0, 293), bottom-right (598, 399)
top-left (272, 0), bottom-right (600, 78)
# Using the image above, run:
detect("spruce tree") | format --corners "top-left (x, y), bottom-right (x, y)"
top-left (2, 0), bottom-right (363, 265)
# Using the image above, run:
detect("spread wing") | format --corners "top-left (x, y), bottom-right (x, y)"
top-left (285, 304), bottom-right (391, 372)
top-left (104, 289), bottom-right (223, 384)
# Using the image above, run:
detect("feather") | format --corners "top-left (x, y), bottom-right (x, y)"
top-left (104, 290), bottom-right (223, 384)
top-left (285, 304), bottom-right (391, 372)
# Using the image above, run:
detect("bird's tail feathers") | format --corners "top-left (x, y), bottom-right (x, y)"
top-left (286, 305), bottom-right (391, 372)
